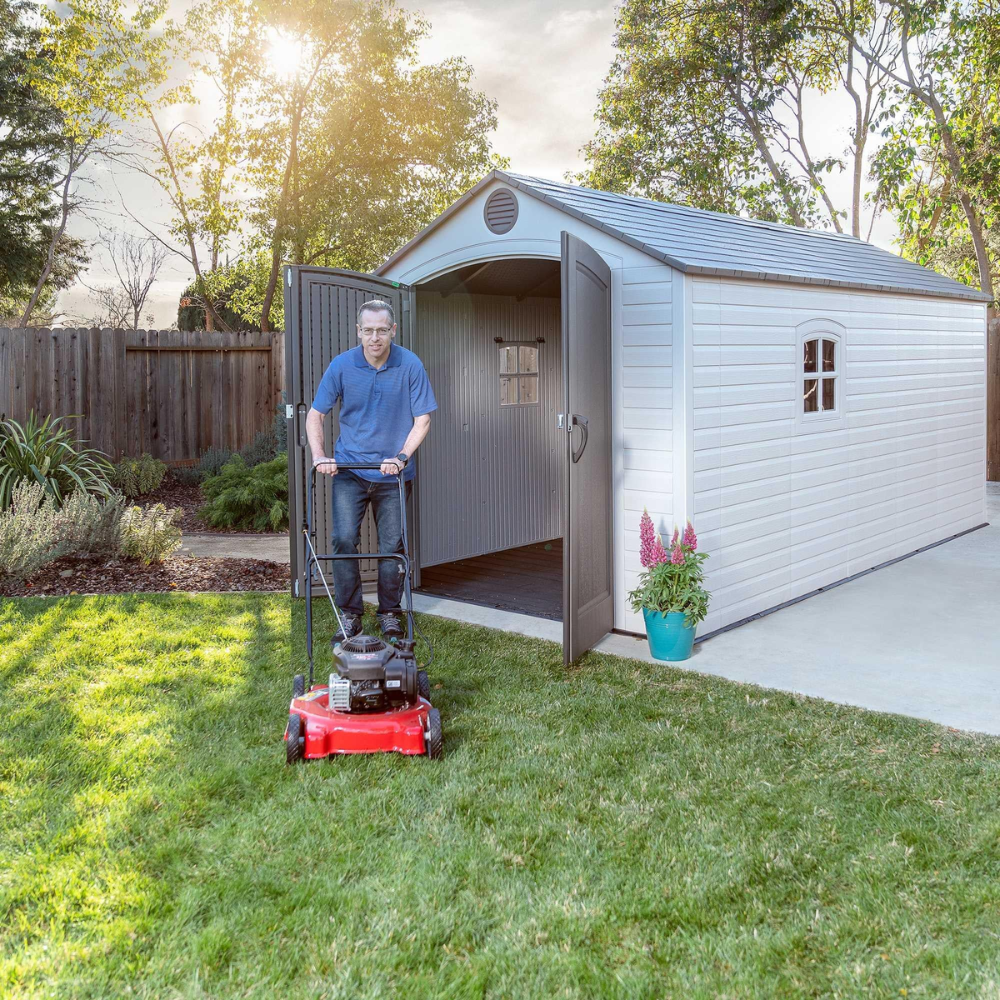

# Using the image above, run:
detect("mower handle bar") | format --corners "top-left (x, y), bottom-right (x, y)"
top-left (302, 457), bottom-right (413, 683)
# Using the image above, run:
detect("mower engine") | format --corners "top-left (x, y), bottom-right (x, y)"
top-left (328, 634), bottom-right (418, 713)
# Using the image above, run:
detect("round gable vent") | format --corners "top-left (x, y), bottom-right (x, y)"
top-left (484, 188), bottom-right (518, 234)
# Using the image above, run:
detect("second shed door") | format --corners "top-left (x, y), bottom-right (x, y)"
top-left (561, 232), bottom-right (614, 665)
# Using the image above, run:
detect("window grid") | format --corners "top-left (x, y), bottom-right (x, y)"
top-left (803, 336), bottom-right (838, 416)
top-left (499, 343), bottom-right (540, 407)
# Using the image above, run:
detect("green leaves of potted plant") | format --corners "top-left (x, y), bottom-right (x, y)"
top-left (628, 511), bottom-right (710, 661)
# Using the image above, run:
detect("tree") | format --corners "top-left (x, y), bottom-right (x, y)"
top-left (99, 232), bottom-right (166, 329)
top-left (77, 282), bottom-right (133, 327)
top-left (0, 0), bottom-right (86, 318)
top-left (176, 263), bottom-right (257, 331)
top-left (854, 0), bottom-right (999, 300)
top-left (580, 0), bottom-right (839, 227)
top-left (17, 0), bottom-right (174, 326)
top-left (249, 0), bottom-right (503, 330)
top-left (579, 0), bottom-right (903, 237)
top-left (123, 0), bottom-right (265, 332)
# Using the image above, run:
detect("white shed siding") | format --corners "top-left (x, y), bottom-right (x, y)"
top-left (691, 277), bottom-right (987, 635)
top-left (620, 264), bottom-right (675, 633)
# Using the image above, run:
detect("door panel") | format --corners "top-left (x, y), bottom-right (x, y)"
top-left (561, 233), bottom-right (614, 664)
top-left (284, 266), bottom-right (411, 595)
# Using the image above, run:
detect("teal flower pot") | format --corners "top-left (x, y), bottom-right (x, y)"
top-left (642, 608), bottom-right (696, 662)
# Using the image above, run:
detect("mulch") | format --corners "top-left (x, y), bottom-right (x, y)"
top-left (139, 471), bottom-right (284, 535)
top-left (0, 554), bottom-right (290, 597)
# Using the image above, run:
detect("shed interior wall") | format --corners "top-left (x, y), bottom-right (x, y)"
top-left (414, 283), bottom-right (562, 568)
top-left (691, 277), bottom-right (987, 636)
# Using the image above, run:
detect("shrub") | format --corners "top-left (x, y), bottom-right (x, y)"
top-left (0, 481), bottom-right (66, 578)
top-left (59, 489), bottom-right (128, 558)
top-left (0, 413), bottom-right (114, 509)
top-left (199, 454), bottom-right (288, 532)
top-left (237, 429), bottom-right (278, 469)
top-left (194, 446), bottom-right (234, 482)
top-left (119, 504), bottom-right (183, 564)
top-left (109, 454), bottom-right (167, 497)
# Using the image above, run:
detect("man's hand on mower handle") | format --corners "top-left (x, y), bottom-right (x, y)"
top-left (313, 457), bottom-right (338, 476)
top-left (380, 457), bottom-right (404, 477)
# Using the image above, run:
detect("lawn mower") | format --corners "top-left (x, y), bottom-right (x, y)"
top-left (284, 461), bottom-right (442, 763)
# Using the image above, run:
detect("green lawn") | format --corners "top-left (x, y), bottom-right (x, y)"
top-left (2, 594), bottom-right (1000, 1000)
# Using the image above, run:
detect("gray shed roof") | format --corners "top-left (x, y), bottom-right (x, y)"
top-left (378, 169), bottom-right (991, 303)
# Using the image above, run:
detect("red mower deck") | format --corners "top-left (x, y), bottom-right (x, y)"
top-left (286, 461), bottom-right (443, 764)
top-left (287, 686), bottom-right (433, 757)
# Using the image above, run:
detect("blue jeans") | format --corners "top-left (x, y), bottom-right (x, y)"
top-left (330, 471), bottom-right (412, 616)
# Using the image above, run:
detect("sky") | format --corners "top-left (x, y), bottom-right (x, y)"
top-left (58, 0), bottom-right (900, 328)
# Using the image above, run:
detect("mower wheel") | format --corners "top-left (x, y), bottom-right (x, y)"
top-left (425, 708), bottom-right (443, 760)
top-left (417, 669), bottom-right (430, 701)
top-left (286, 713), bottom-right (304, 765)
top-left (292, 674), bottom-right (305, 698)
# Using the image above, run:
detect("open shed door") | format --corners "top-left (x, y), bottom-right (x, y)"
top-left (284, 266), bottom-right (413, 596)
top-left (561, 232), bottom-right (614, 665)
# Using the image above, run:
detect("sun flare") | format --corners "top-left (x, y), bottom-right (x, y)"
top-left (266, 29), bottom-right (308, 80)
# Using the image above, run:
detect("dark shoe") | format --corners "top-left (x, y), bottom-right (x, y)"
top-left (377, 610), bottom-right (405, 644)
top-left (333, 614), bottom-right (362, 644)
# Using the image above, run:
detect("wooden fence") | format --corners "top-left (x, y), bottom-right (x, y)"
top-left (0, 328), bottom-right (286, 463)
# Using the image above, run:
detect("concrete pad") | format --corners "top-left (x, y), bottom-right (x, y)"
top-left (408, 593), bottom-right (562, 643)
top-left (596, 484), bottom-right (1000, 735)
top-left (179, 533), bottom-right (290, 563)
top-left (405, 485), bottom-right (1000, 736)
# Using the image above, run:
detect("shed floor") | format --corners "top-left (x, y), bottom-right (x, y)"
top-left (415, 539), bottom-right (562, 620)
top-left (410, 485), bottom-right (1000, 736)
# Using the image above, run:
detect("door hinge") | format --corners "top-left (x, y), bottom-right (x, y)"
top-left (285, 404), bottom-right (294, 419)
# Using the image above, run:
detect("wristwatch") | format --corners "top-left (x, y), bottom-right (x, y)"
top-left (395, 452), bottom-right (409, 467)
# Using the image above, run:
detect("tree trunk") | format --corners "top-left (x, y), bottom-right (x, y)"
top-left (20, 153), bottom-right (75, 327)
top-left (149, 112), bottom-right (232, 333)
top-left (261, 93), bottom-right (302, 333)
top-left (736, 98), bottom-right (806, 227)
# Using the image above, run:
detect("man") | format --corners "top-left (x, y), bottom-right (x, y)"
top-left (306, 298), bottom-right (436, 643)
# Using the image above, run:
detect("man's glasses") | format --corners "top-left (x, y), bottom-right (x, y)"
top-left (360, 327), bottom-right (392, 337)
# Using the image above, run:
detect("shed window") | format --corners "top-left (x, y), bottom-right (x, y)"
top-left (803, 336), bottom-right (838, 415)
top-left (499, 343), bottom-right (539, 406)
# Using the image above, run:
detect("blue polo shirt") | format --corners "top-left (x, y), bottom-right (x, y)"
top-left (311, 344), bottom-right (437, 482)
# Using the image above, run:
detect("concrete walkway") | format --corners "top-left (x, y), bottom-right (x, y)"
top-left (415, 484), bottom-right (1000, 736)
top-left (179, 533), bottom-right (290, 563)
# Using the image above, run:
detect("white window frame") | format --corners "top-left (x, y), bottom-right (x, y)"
top-left (794, 318), bottom-right (846, 432)
top-left (498, 341), bottom-right (541, 408)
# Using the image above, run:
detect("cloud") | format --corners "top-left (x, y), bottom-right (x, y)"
top-left (403, 0), bottom-right (615, 177)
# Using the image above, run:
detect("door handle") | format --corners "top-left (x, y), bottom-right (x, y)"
top-left (570, 414), bottom-right (589, 463)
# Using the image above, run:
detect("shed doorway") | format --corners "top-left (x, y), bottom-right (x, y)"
top-left (411, 258), bottom-right (564, 620)
top-left (285, 230), bottom-right (614, 665)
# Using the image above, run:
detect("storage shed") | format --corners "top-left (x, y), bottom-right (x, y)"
top-left (285, 170), bottom-right (990, 665)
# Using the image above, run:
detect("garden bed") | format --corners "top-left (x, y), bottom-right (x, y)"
top-left (0, 554), bottom-right (289, 596)
top-left (142, 470), bottom-right (285, 535)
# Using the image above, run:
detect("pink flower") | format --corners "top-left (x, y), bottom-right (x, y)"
top-left (649, 536), bottom-right (669, 566)
top-left (639, 510), bottom-right (657, 568)
top-left (670, 544), bottom-right (684, 565)
top-left (670, 526), bottom-right (679, 547)
top-left (683, 520), bottom-right (698, 551)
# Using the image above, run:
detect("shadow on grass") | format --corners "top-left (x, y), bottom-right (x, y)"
top-left (0, 593), bottom-right (291, 997)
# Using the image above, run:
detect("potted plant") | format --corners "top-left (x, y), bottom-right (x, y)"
top-left (628, 511), bottom-right (710, 661)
